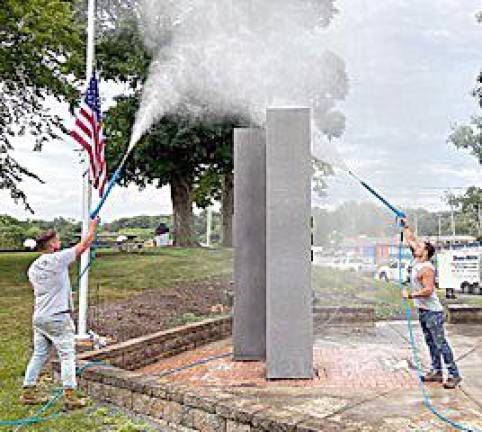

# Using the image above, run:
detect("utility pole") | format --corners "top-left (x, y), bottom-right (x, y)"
top-left (478, 203), bottom-right (481, 237)
top-left (206, 207), bottom-right (212, 247)
top-left (414, 214), bottom-right (418, 237)
top-left (450, 205), bottom-right (456, 239)
top-left (437, 214), bottom-right (442, 242)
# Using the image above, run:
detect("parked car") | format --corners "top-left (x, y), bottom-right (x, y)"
top-left (333, 257), bottom-right (376, 273)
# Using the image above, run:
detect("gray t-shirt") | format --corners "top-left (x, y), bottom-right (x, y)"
top-left (28, 247), bottom-right (76, 321)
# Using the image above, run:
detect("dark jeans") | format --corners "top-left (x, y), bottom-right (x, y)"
top-left (419, 309), bottom-right (460, 378)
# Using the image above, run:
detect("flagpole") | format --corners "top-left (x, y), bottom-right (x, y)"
top-left (77, 0), bottom-right (96, 339)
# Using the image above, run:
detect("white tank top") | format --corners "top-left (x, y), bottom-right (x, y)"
top-left (410, 261), bottom-right (443, 312)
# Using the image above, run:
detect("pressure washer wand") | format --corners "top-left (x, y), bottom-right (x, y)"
top-left (348, 171), bottom-right (406, 219)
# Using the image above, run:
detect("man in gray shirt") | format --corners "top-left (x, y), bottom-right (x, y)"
top-left (20, 217), bottom-right (99, 409)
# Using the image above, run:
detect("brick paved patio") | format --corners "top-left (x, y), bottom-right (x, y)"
top-left (134, 321), bottom-right (482, 431)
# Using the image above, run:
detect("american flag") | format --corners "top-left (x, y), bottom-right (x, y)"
top-left (71, 73), bottom-right (107, 197)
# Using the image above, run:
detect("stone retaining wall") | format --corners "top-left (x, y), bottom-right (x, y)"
top-left (59, 313), bottom-right (376, 430)
top-left (77, 316), bottom-right (232, 370)
top-left (313, 306), bottom-right (375, 330)
top-left (448, 304), bottom-right (482, 324)
top-left (76, 363), bottom-right (341, 431)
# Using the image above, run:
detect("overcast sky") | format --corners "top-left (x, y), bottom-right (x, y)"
top-left (2, 0), bottom-right (481, 221)
top-left (323, 0), bottom-right (481, 211)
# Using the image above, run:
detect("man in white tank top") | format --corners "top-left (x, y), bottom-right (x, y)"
top-left (401, 219), bottom-right (461, 389)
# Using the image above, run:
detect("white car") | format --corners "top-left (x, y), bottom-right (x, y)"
top-left (333, 257), bottom-right (376, 273)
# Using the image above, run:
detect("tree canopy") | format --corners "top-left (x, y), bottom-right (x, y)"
top-left (0, 0), bottom-right (84, 212)
top-left (446, 187), bottom-right (482, 238)
top-left (447, 12), bottom-right (482, 164)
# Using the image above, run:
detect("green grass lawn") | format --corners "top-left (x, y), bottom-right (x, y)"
top-left (84, 247), bottom-right (233, 301)
top-left (312, 266), bottom-right (482, 320)
top-left (0, 247), bottom-right (233, 431)
top-left (312, 266), bottom-right (406, 319)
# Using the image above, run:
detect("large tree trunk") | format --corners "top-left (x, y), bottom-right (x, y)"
top-left (170, 175), bottom-right (196, 247)
top-left (221, 171), bottom-right (234, 247)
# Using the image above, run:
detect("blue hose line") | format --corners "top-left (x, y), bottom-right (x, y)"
top-left (76, 359), bottom-right (111, 376)
top-left (157, 352), bottom-right (232, 379)
top-left (397, 232), bottom-right (481, 432)
top-left (90, 166), bottom-right (123, 220)
top-left (75, 236), bottom-right (99, 293)
top-left (347, 170), bottom-right (406, 219)
top-left (78, 255), bottom-right (93, 283)
top-left (360, 180), bottom-right (406, 219)
top-left (0, 361), bottom-right (110, 428)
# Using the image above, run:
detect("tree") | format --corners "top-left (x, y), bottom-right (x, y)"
top-left (97, 2), bottom-right (347, 246)
top-left (448, 112), bottom-right (482, 164)
top-left (446, 187), bottom-right (482, 238)
top-left (96, 12), bottom-right (247, 246)
top-left (446, 12), bottom-right (481, 239)
top-left (191, 119), bottom-right (245, 248)
top-left (103, 93), bottom-right (243, 246)
top-left (448, 12), bottom-right (481, 164)
top-left (0, 0), bottom-right (83, 212)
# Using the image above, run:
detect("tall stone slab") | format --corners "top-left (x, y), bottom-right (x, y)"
top-left (233, 128), bottom-right (266, 360)
top-left (266, 108), bottom-right (313, 379)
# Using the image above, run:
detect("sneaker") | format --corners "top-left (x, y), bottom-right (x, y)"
top-left (19, 387), bottom-right (49, 405)
top-left (444, 376), bottom-right (462, 389)
top-left (63, 388), bottom-right (88, 410)
top-left (421, 370), bottom-right (443, 383)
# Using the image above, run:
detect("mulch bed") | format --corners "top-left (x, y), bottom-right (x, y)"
top-left (82, 276), bottom-right (232, 343)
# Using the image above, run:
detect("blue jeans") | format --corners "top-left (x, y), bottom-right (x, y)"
top-left (419, 309), bottom-right (460, 378)
top-left (23, 316), bottom-right (77, 389)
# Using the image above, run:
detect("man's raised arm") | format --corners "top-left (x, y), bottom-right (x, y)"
top-left (401, 218), bottom-right (417, 250)
top-left (75, 217), bottom-right (100, 258)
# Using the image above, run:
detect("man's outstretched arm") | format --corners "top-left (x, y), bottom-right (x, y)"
top-left (75, 217), bottom-right (100, 258)
top-left (401, 218), bottom-right (417, 250)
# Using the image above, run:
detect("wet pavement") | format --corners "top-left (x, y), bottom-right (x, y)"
top-left (137, 322), bottom-right (482, 431)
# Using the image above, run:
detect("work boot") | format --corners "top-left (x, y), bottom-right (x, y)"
top-left (444, 376), bottom-right (462, 389)
top-left (63, 388), bottom-right (87, 410)
top-left (421, 370), bottom-right (443, 383)
top-left (19, 386), bottom-right (49, 405)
